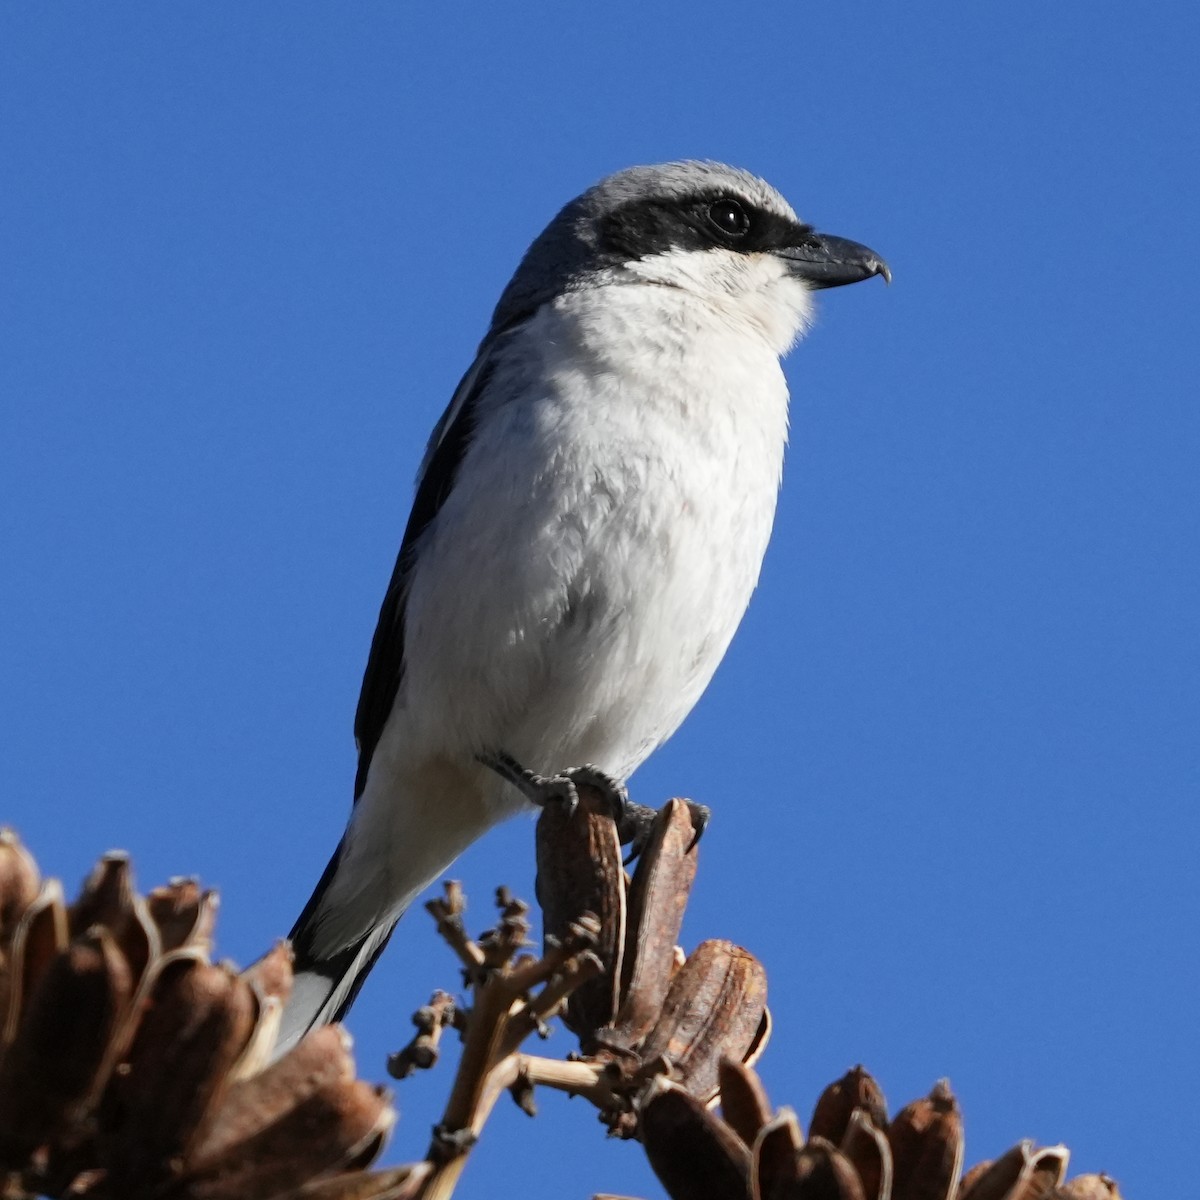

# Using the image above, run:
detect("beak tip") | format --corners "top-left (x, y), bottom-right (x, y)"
top-left (780, 235), bottom-right (891, 291)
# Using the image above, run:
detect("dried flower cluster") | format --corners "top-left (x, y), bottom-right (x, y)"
top-left (535, 792), bottom-right (769, 1132)
top-left (0, 829), bottom-right (417, 1200)
top-left (386, 790), bottom-right (1123, 1198)
top-left (0, 791), bottom-right (1127, 1200)
top-left (377, 791), bottom-right (769, 1198)
top-left (638, 1060), bottom-right (1123, 1200)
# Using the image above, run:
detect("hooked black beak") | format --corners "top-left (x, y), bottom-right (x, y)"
top-left (778, 233), bottom-right (891, 289)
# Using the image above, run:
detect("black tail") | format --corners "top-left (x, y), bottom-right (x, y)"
top-left (273, 841), bottom-right (402, 1055)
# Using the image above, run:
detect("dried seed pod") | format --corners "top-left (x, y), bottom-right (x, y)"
top-left (0, 829), bottom-right (40, 942)
top-left (167, 1079), bottom-right (395, 1200)
top-left (0, 830), bottom-right (40, 1048)
top-left (69, 853), bottom-right (136, 938)
top-left (743, 1005), bottom-right (772, 1071)
top-left (840, 1108), bottom-right (893, 1200)
top-left (242, 940), bottom-right (295, 1006)
top-left (235, 994), bottom-right (283, 1085)
top-left (786, 1138), bottom-right (868, 1200)
top-left (641, 1081), bottom-right (751, 1200)
top-left (639, 940), bottom-right (767, 1103)
top-left (191, 1025), bottom-right (357, 1164)
top-left (115, 894), bottom-right (159, 991)
top-left (148, 878), bottom-right (219, 956)
top-left (958, 1161), bottom-right (993, 1196)
top-left (611, 800), bottom-right (700, 1045)
top-left (235, 941), bottom-right (296, 1079)
top-left (811, 1067), bottom-right (889, 1145)
top-left (70, 854), bottom-right (159, 989)
top-left (1017, 1147), bottom-right (1069, 1199)
top-left (0, 927), bottom-right (133, 1171)
top-left (957, 1141), bottom-right (1068, 1200)
top-left (751, 1108), bottom-right (804, 1199)
top-left (4, 880), bottom-right (69, 1043)
top-left (1049, 1176), bottom-right (1122, 1200)
top-left (887, 1080), bottom-right (963, 1200)
top-left (719, 1057), bottom-right (774, 1149)
top-left (102, 955), bottom-right (258, 1194)
top-left (535, 785), bottom-right (625, 1047)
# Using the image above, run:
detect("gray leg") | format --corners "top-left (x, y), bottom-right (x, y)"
top-left (478, 752), bottom-right (635, 828)
top-left (479, 751), bottom-right (587, 818)
top-left (478, 752), bottom-right (707, 860)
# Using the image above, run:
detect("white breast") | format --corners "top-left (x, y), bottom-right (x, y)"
top-left (399, 265), bottom-right (803, 793)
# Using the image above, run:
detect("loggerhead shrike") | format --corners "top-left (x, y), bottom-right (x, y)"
top-left (278, 161), bottom-right (889, 1051)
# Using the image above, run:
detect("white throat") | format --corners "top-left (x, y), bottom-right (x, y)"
top-left (623, 246), bottom-right (815, 357)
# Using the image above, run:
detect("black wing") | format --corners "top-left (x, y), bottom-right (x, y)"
top-left (351, 351), bottom-right (496, 798)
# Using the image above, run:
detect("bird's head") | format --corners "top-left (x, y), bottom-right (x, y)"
top-left (490, 160), bottom-right (889, 355)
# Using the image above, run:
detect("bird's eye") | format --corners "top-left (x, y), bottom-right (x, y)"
top-left (707, 199), bottom-right (751, 238)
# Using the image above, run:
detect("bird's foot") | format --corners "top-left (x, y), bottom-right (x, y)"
top-left (480, 751), bottom-right (584, 819)
top-left (480, 753), bottom-right (652, 846)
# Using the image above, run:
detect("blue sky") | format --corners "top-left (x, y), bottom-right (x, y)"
top-left (2, 4), bottom-right (1197, 1196)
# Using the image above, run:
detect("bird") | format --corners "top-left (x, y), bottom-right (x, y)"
top-left (278, 160), bottom-right (889, 1052)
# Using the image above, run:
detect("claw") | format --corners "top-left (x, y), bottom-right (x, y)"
top-left (682, 800), bottom-right (711, 851)
top-left (553, 778), bottom-right (580, 821)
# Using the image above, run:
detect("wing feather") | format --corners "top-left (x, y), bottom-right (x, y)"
top-left (351, 349), bottom-right (498, 798)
